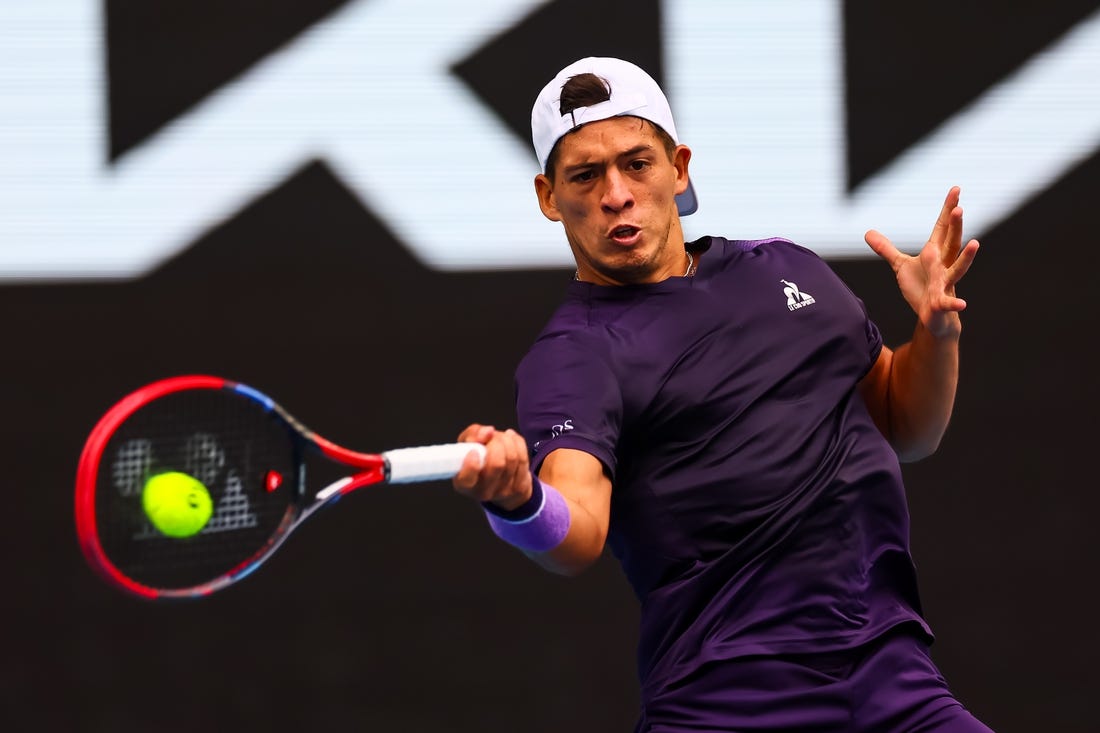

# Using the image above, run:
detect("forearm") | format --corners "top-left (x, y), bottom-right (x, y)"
top-left (526, 451), bottom-right (612, 574)
top-left (477, 446), bottom-right (612, 575)
top-left (861, 186), bottom-right (979, 461)
top-left (526, 491), bottom-right (609, 576)
top-left (885, 317), bottom-right (961, 461)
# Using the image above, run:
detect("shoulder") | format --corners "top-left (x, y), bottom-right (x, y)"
top-left (697, 235), bottom-right (831, 279)
top-left (518, 283), bottom-right (622, 367)
top-left (517, 330), bottom-right (612, 382)
top-left (720, 236), bottom-right (822, 261)
top-left (695, 235), bottom-right (824, 262)
top-left (515, 307), bottom-right (621, 409)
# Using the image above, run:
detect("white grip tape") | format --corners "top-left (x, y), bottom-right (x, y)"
top-left (383, 442), bottom-right (486, 484)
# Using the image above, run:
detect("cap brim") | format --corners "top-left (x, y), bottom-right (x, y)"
top-left (676, 179), bottom-right (699, 216)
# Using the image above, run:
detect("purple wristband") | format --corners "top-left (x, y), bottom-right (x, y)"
top-left (483, 473), bottom-right (571, 552)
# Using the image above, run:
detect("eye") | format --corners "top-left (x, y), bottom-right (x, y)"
top-left (628, 159), bottom-right (650, 172)
top-left (571, 169), bottom-right (596, 183)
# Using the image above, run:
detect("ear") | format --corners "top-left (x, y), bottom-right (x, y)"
top-left (534, 173), bottom-right (562, 222)
top-left (672, 145), bottom-right (692, 196)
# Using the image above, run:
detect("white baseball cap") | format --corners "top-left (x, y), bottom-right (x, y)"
top-left (531, 57), bottom-right (698, 216)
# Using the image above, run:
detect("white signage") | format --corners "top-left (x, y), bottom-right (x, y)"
top-left (1, 1), bottom-right (1098, 280)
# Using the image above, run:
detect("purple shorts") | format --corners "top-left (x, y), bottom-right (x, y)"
top-left (638, 627), bottom-right (994, 732)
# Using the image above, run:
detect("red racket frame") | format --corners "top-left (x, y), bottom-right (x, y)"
top-left (75, 375), bottom-right (387, 600)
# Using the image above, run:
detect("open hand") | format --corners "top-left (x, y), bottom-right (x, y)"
top-left (864, 186), bottom-right (980, 339)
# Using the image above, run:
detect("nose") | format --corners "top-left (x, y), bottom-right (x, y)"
top-left (600, 168), bottom-right (634, 213)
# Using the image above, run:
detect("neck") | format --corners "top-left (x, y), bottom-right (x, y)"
top-left (574, 248), bottom-right (694, 284)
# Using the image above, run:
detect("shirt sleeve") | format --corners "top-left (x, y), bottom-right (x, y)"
top-left (861, 300), bottom-right (884, 368)
top-left (816, 248), bottom-right (883, 372)
top-left (514, 335), bottom-right (622, 480)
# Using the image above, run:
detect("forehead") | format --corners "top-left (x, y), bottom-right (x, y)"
top-left (555, 116), bottom-right (662, 164)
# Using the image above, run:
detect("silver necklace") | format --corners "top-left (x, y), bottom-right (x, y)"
top-left (684, 251), bottom-right (697, 277)
top-left (575, 251), bottom-right (695, 281)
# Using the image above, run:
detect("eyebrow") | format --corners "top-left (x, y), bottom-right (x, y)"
top-left (562, 144), bottom-right (658, 176)
top-left (618, 144), bottom-right (656, 160)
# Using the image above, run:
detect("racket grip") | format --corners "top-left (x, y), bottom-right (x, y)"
top-left (383, 442), bottom-right (486, 484)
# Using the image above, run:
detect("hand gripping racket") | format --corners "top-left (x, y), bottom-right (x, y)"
top-left (75, 375), bottom-right (484, 600)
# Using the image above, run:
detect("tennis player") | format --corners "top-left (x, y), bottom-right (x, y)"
top-left (453, 57), bottom-right (992, 732)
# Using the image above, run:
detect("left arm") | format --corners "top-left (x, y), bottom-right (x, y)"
top-left (859, 186), bottom-right (980, 462)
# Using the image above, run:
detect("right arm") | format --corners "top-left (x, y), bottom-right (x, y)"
top-left (452, 424), bottom-right (612, 576)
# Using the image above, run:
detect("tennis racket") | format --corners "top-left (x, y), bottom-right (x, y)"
top-left (75, 375), bottom-right (484, 601)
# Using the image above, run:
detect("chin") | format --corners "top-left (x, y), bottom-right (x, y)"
top-left (598, 256), bottom-right (660, 283)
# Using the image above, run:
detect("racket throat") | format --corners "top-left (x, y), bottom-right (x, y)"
top-left (314, 465), bottom-right (387, 502)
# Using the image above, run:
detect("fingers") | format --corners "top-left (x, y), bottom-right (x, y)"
top-left (456, 423), bottom-right (494, 444)
top-left (457, 445), bottom-right (486, 478)
top-left (928, 186), bottom-right (961, 245)
top-left (945, 238), bottom-right (980, 288)
top-left (451, 426), bottom-right (533, 509)
top-left (927, 238), bottom-right (979, 323)
top-left (452, 423), bottom-right (493, 491)
top-left (498, 429), bottom-right (530, 504)
top-left (868, 187), bottom-right (978, 330)
top-left (864, 229), bottom-right (904, 270)
top-left (942, 205), bottom-right (963, 263)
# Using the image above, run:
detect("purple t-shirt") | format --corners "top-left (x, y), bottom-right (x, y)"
top-left (515, 236), bottom-right (931, 697)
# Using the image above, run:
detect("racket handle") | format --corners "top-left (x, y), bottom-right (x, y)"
top-left (383, 442), bottom-right (486, 484)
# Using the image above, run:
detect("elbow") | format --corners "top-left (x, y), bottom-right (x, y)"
top-left (887, 409), bottom-right (952, 463)
top-left (892, 432), bottom-right (944, 463)
top-left (530, 544), bottom-right (604, 577)
top-left (895, 446), bottom-right (934, 464)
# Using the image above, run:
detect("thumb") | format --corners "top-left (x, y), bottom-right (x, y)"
top-left (864, 229), bottom-right (903, 269)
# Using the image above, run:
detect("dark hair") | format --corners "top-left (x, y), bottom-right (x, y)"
top-left (559, 73), bottom-right (612, 119)
top-left (544, 73), bottom-right (676, 179)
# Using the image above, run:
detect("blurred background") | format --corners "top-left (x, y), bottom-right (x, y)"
top-left (2, 1), bottom-right (1098, 731)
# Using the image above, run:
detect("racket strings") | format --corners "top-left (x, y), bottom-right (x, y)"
top-left (95, 389), bottom-right (301, 591)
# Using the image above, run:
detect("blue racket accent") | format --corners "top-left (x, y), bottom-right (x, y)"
top-left (76, 375), bottom-right (477, 600)
top-left (232, 383), bottom-right (275, 411)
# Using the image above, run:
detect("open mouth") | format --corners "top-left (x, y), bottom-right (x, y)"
top-left (609, 225), bottom-right (640, 244)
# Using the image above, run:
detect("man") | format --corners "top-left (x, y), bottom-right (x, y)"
top-left (453, 57), bottom-right (991, 732)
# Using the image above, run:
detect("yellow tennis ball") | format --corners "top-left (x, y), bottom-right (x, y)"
top-left (142, 471), bottom-right (213, 538)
